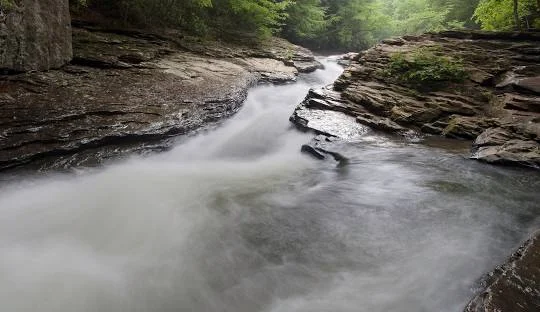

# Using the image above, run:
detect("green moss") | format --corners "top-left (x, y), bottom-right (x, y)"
top-left (385, 46), bottom-right (468, 90)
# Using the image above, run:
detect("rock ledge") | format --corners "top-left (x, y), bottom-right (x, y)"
top-left (0, 23), bottom-right (322, 171)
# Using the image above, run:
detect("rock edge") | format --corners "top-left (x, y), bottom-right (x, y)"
top-left (465, 231), bottom-right (540, 312)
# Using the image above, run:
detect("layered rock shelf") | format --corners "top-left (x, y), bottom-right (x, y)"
top-left (0, 22), bottom-right (322, 171)
top-left (291, 31), bottom-right (540, 168)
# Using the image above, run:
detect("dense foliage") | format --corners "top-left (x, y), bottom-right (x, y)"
top-left (69, 0), bottom-right (539, 50)
top-left (72, 0), bottom-right (289, 38)
top-left (279, 0), bottom-right (485, 50)
top-left (474, 0), bottom-right (540, 30)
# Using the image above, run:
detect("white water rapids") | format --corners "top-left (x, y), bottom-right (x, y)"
top-left (0, 58), bottom-right (539, 312)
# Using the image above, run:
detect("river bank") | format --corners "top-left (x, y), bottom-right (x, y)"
top-left (291, 31), bottom-right (540, 169)
top-left (0, 21), bottom-right (321, 172)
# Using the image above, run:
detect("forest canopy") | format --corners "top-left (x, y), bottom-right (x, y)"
top-left (69, 0), bottom-right (540, 50)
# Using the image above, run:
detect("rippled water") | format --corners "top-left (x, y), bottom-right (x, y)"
top-left (0, 58), bottom-right (539, 312)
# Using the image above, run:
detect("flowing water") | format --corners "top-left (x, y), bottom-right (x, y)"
top-left (0, 59), bottom-right (539, 312)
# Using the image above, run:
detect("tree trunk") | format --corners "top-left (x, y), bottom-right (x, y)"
top-left (514, 0), bottom-right (521, 30)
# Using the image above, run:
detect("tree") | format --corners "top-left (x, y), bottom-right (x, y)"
top-left (514, 0), bottom-right (521, 29)
top-left (208, 0), bottom-right (290, 38)
top-left (72, 0), bottom-right (290, 38)
top-left (72, 0), bottom-right (527, 51)
top-left (281, 0), bottom-right (485, 50)
top-left (282, 0), bottom-right (327, 41)
top-left (386, 0), bottom-right (453, 35)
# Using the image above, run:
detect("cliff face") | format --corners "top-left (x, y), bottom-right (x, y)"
top-left (0, 0), bottom-right (72, 72)
top-left (291, 31), bottom-right (540, 168)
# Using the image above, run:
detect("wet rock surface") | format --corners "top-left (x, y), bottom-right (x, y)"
top-left (291, 31), bottom-right (540, 168)
top-left (0, 0), bottom-right (72, 72)
top-left (0, 23), bottom-right (322, 171)
top-left (465, 231), bottom-right (540, 312)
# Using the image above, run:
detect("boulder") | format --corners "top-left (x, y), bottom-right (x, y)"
top-left (0, 0), bottom-right (72, 72)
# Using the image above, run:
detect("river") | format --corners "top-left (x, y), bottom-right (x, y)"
top-left (0, 58), bottom-right (539, 312)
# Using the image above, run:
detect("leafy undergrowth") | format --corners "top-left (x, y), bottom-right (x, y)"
top-left (385, 46), bottom-right (468, 90)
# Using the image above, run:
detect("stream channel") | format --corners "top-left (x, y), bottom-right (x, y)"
top-left (0, 58), bottom-right (539, 312)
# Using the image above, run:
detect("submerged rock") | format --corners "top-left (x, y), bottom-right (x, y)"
top-left (465, 231), bottom-right (540, 312)
top-left (301, 144), bottom-right (326, 160)
top-left (291, 31), bottom-right (540, 168)
top-left (301, 143), bottom-right (349, 167)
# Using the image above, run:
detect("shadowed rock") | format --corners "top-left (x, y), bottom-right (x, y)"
top-left (301, 143), bottom-right (349, 167)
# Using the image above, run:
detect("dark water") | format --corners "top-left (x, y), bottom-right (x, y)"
top-left (0, 58), bottom-right (539, 312)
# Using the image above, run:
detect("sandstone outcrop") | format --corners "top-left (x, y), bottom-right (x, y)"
top-left (0, 0), bottom-right (72, 72)
top-left (291, 31), bottom-right (540, 168)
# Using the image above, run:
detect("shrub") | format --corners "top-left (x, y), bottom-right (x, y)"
top-left (386, 47), bottom-right (468, 89)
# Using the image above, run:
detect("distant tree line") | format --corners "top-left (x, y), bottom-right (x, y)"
top-left (69, 0), bottom-right (540, 50)
top-left (286, 0), bottom-right (483, 50)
